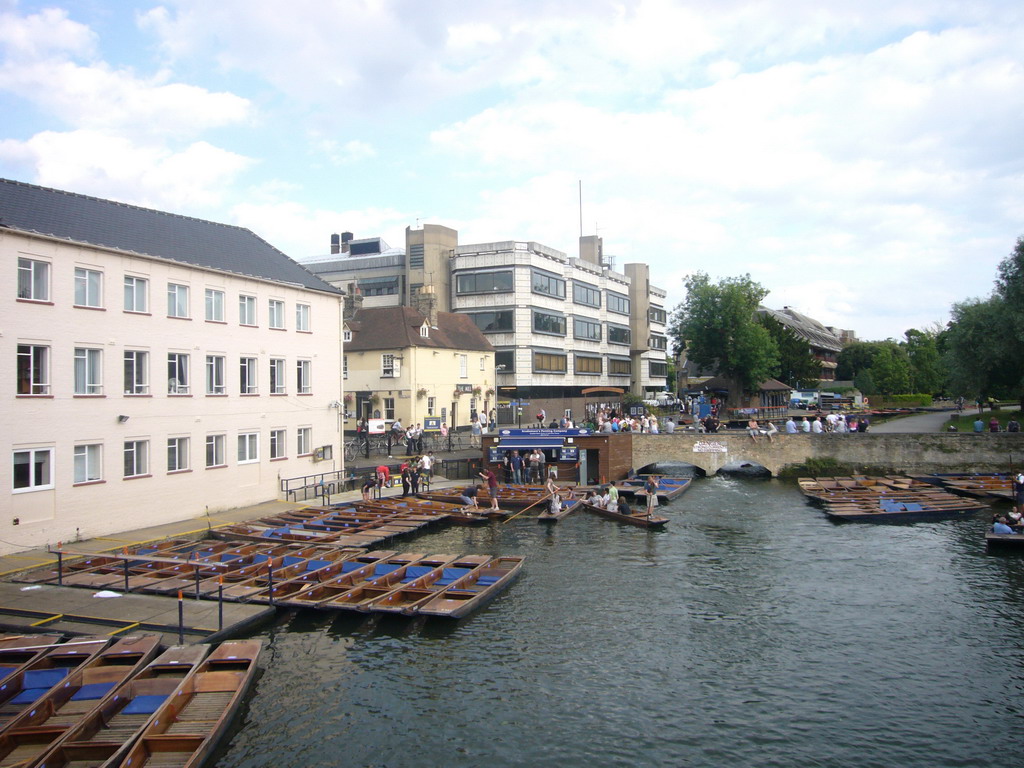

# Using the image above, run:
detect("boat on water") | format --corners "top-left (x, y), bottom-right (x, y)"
top-left (612, 476), bottom-right (692, 504)
top-left (537, 498), bottom-right (580, 523)
top-left (415, 557), bottom-right (526, 619)
top-left (798, 475), bottom-right (989, 522)
top-left (276, 552), bottom-right (429, 608)
top-left (357, 497), bottom-right (497, 524)
top-left (318, 554), bottom-right (463, 612)
top-left (0, 637), bottom-right (112, 732)
top-left (111, 640), bottom-right (262, 768)
top-left (985, 531), bottom-right (1024, 550)
top-left (356, 555), bottom-right (494, 615)
top-left (418, 485), bottom-right (590, 511)
top-left (34, 644), bottom-right (211, 768)
top-left (0, 635), bottom-right (161, 764)
top-left (910, 473), bottom-right (1015, 502)
top-left (0, 635), bottom-right (65, 685)
top-left (577, 501), bottom-right (669, 529)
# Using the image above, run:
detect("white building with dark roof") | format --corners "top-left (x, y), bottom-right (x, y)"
top-left (757, 306), bottom-right (845, 381)
top-left (1, 179), bottom-right (343, 554)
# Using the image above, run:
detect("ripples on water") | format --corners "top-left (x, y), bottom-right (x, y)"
top-left (215, 473), bottom-right (1024, 768)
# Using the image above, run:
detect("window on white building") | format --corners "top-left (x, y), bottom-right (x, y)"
top-left (168, 353), bottom-right (189, 394)
top-left (13, 448), bottom-right (54, 492)
top-left (124, 276), bottom-right (148, 312)
top-left (167, 283), bottom-right (189, 318)
top-left (74, 348), bottom-right (102, 395)
top-left (74, 268), bottom-right (103, 307)
top-left (383, 398), bottom-right (395, 421)
top-left (296, 303), bottom-right (311, 332)
top-left (167, 437), bottom-right (189, 472)
top-left (17, 258), bottom-right (49, 301)
top-left (382, 354), bottom-right (398, 377)
top-left (17, 344), bottom-right (50, 395)
top-left (205, 289), bottom-right (225, 322)
top-left (73, 444), bottom-right (102, 484)
top-left (237, 432), bottom-right (259, 463)
top-left (239, 295), bottom-right (256, 325)
top-left (124, 440), bottom-right (149, 478)
top-left (206, 355), bottom-right (225, 395)
top-left (427, 396), bottom-right (436, 416)
top-left (297, 360), bottom-right (311, 394)
top-left (240, 357), bottom-right (258, 394)
top-left (270, 429), bottom-right (286, 459)
top-left (205, 434), bottom-right (226, 468)
top-left (124, 350), bottom-right (149, 394)
top-left (459, 354), bottom-right (468, 378)
top-left (297, 427), bottom-right (312, 456)
top-left (269, 358), bottom-right (286, 394)
top-left (268, 299), bottom-right (285, 329)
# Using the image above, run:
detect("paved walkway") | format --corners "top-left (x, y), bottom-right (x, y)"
top-left (870, 407), bottom-right (1020, 434)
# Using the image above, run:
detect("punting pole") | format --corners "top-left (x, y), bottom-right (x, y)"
top-left (503, 493), bottom-right (553, 523)
top-left (218, 577), bottom-right (224, 630)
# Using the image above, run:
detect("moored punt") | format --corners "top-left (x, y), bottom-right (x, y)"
top-left (11, 540), bottom-right (204, 585)
top-left (0, 636), bottom-right (65, 685)
top-left (537, 498), bottom-right (580, 523)
top-left (798, 475), bottom-right (990, 522)
top-left (820, 498), bottom-right (985, 522)
top-left (0, 635), bottom-right (161, 764)
top-left (34, 644), bottom-right (211, 768)
top-left (317, 554), bottom-right (461, 612)
top-left (209, 522), bottom-right (390, 548)
top-left (219, 549), bottom-right (358, 602)
top-left (0, 638), bottom-right (112, 732)
top-left (415, 557), bottom-right (526, 619)
top-left (578, 501), bottom-right (669, 529)
top-left (111, 640), bottom-right (262, 768)
top-left (247, 549), bottom-right (398, 605)
top-left (985, 531), bottom-right (1024, 549)
top-left (357, 555), bottom-right (493, 615)
top-left (628, 476), bottom-right (693, 504)
top-left (356, 498), bottom-right (493, 524)
top-left (277, 552), bottom-right (428, 608)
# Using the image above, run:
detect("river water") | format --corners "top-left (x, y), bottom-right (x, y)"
top-left (214, 471), bottom-right (1024, 768)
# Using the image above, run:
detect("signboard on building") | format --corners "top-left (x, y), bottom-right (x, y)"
top-left (423, 417), bottom-right (441, 433)
top-left (693, 441), bottom-right (728, 453)
top-left (368, 418), bottom-right (386, 435)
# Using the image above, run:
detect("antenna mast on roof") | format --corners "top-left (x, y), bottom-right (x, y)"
top-left (578, 180), bottom-right (583, 238)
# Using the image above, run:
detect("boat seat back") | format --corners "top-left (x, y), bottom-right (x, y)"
top-left (374, 563), bottom-right (401, 576)
top-left (22, 668), bottom-right (68, 690)
top-left (71, 681), bottom-right (117, 701)
top-left (401, 566), bottom-right (434, 583)
top-left (304, 559), bottom-right (330, 572)
top-left (123, 693), bottom-right (167, 715)
top-left (435, 567), bottom-right (470, 586)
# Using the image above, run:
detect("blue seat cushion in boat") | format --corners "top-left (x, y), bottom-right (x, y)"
top-left (0, 666), bottom-right (18, 681)
top-left (23, 668), bottom-right (68, 689)
top-left (11, 687), bottom-right (48, 705)
top-left (71, 681), bottom-right (116, 701)
top-left (281, 556), bottom-right (304, 567)
top-left (401, 566), bottom-right (434, 583)
top-left (373, 563), bottom-right (401, 576)
top-left (476, 575), bottom-right (500, 586)
top-left (435, 568), bottom-right (470, 586)
top-left (123, 694), bottom-right (166, 715)
top-left (341, 561), bottom-right (363, 573)
top-left (903, 502), bottom-right (924, 512)
top-left (304, 559), bottom-right (330, 572)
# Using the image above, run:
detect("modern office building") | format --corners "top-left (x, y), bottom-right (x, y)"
top-left (1, 179), bottom-right (343, 554)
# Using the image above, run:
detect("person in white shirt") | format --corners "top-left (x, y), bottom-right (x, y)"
top-left (800, 417), bottom-right (811, 433)
top-left (811, 417), bottom-right (824, 434)
top-left (785, 417), bottom-right (798, 434)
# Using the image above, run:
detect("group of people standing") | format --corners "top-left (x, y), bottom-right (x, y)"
top-left (360, 452), bottom-right (435, 501)
top-left (500, 448), bottom-right (555, 485)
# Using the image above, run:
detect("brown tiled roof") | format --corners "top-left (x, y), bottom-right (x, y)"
top-left (345, 306), bottom-right (494, 353)
top-left (700, 375), bottom-right (791, 392)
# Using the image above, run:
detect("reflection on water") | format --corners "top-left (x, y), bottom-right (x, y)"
top-left (215, 475), bottom-right (1024, 768)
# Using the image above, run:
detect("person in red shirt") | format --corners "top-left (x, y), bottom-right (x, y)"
top-left (479, 468), bottom-right (500, 511)
top-left (376, 464), bottom-right (390, 491)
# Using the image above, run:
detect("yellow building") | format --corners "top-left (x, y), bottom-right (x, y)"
top-left (343, 305), bottom-right (495, 433)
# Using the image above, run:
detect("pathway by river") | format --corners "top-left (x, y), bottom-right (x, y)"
top-left (213, 472), bottom-right (1023, 768)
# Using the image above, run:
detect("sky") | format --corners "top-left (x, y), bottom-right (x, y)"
top-left (2, 0), bottom-right (1022, 341)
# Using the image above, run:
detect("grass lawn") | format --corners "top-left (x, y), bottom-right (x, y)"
top-left (946, 409), bottom-right (1022, 432)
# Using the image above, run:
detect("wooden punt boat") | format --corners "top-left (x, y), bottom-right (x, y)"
top-left (0, 637), bottom-right (65, 686)
top-left (820, 498), bottom-right (985, 522)
top-left (799, 475), bottom-right (990, 522)
top-left (316, 554), bottom-right (461, 612)
top-left (578, 501), bottom-right (669, 529)
top-left (11, 541), bottom-right (203, 585)
top-left (612, 477), bottom-right (692, 504)
top-left (34, 644), bottom-right (211, 768)
top-left (111, 640), bottom-right (262, 768)
top-left (0, 635), bottom-right (161, 764)
top-left (417, 485), bottom-right (590, 511)
top-left (0, 638), bottom-right (111, 733)
top-left (210, 522), bottom-right (391, 548)
top-left (415, 556), bottom-right (525, 619)
top-left (277, 552), bottom-right (427, 608)
top-left (537, 498), bottom-right (580, 523)
top-left (246, 549), bottom-right (398, 605)
top-left (183, 545), bottom-right (344, 599)
top-left (356, 555), bottom-right (493, 615)
top-left (356, 498), bottom-right (493, 524)
top-left (985, 531), bottom-right (1024, 549)
top-left (219, 549), bottom-right (357, 602)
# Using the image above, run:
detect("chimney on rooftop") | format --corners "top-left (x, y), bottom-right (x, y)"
top-left (341, 232), bottom-right (354, 254)
top-left (330, 234), bottom-right (340, 254)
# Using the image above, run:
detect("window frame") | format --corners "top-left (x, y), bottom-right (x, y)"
top-left (237, 432), bottom-right (259, 464)
top-left (124, 275), bottom-right (148, 313)
top-left (205, 434), bottom-right (226, 468)
top-left (268, 299), bottom-right (285, 330)
top-left (572, 281), bottom-right (601, 308)
top-left (296, 359), bottom-right (312, 394)
top-left (607, 291), bottom-right (631, 316)
top-left (296, 427), bottom-right (312, 457)
top-left (167, 283), bottom-right (190, 318)
top-left (205, 355), bottom-right (226, 395)
top-left (459, 354), bottom-right (468, 379)
top-left (455, 270), bottom-right (514, 295)
top-left (167, 352), bottom-right (190, 395)
top-left (74, 267), bottom-right (103, 308)
top-left (573, 317), bottom-right (602, 342)
top-left (74, 347), bottom-right (103, 395)
top-left (167, 436), bottom-right (190, 472)
top-left (532, 269), bottom-right (566, 299)
top-left (240, 356), bottom-right (258, 395)
top-left (468, 310), bottom-right (514, 333)
top-left (17, 258), bottom-right (49, 301)
top-left (123, 350), bottom-right (149, 395)
top-left (533, 351), bottom-right (567, 374)
top-left (13, 447), bottom-right (54, 492)
top-left (381, 354), bottom-right (397, 378)
top-left (533, 310), bottom-right (566, 336)
top-left (574, 355), bottom-right (602, 375)
top-left (239, 295), bottom-right (256, 326)
top-left (269, 358), bottom-right (286, 394)
top-left (609, 357), bottom-right (632, 375)
top-left (123, 440), bottom-right (149, 478)
top-left (607, 323), bottom-right (632, 346)
top-left (205, 288), bottom-right (225, 322)
top-left (295, 303), bottom-right (311, 332)
top-left (17, 344), bottom-right (50, 395)
top-left (73, 443), bottom-right (102, 484)
top-left (270, 429), bottom-right (287, 460)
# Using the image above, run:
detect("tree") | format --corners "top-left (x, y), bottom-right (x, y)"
top-left (903, 328), bottom-right (943, 394)
top-left (669, 273), bottom-right (779, 405)
top-left (870, 343), bottom-right (912, 394)
top-left (759, 314), bottom-right (821, 389)
top-left (944, 297), bottom-right (1013, 402)
top-left (836, 342), bottom-right (881, 381)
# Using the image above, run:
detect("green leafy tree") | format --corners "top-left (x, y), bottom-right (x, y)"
top-left (669, 273), bottom-right (779, 406)
top-left (903, 328), bottom-right (943, 394)
top-left (836, 342), bottom-right (881, 381)
top-left (870, 343), bottom-right (912, 394)
top-left (943, 297), bottom-right (1008, 402)
top-left (759, 314), bottom-right (821, 389)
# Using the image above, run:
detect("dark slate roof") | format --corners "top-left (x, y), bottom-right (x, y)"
top-left (0, 178), bottom-right (339, 294)
top-left (699, 375), bottom-right (791, 392)
top-left (345, 306), bottom-right (494, 353)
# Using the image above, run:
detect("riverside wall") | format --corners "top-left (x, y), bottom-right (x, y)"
top-left (630, 433), bottom-right (1024, 476)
